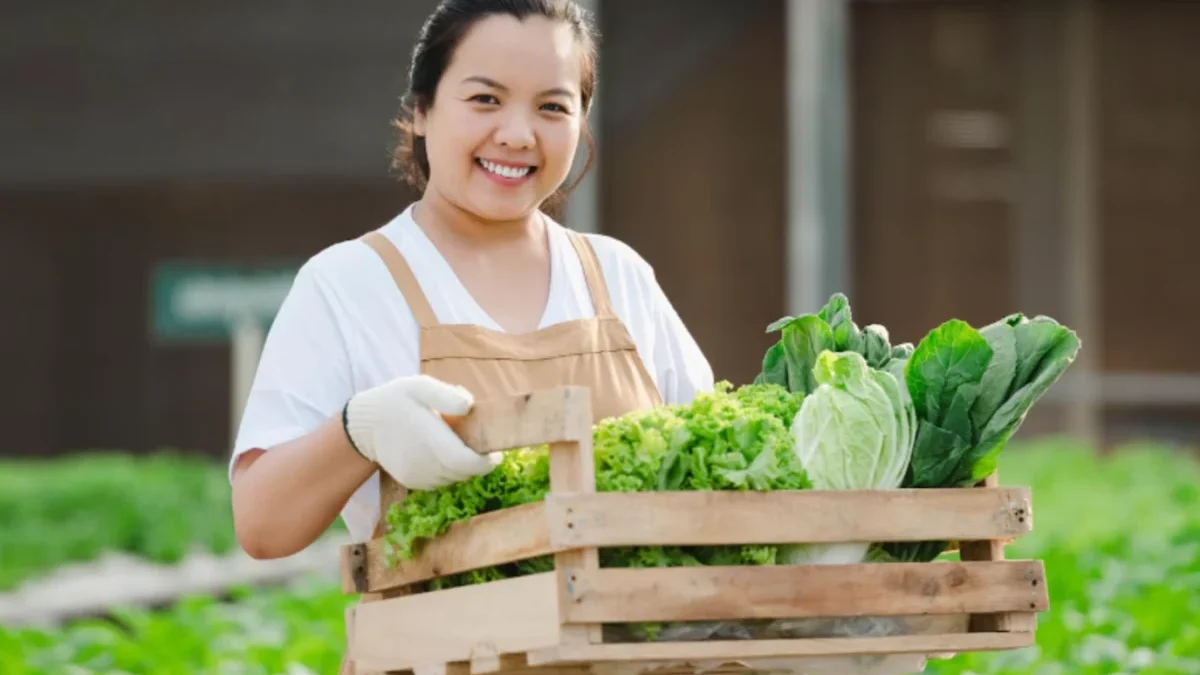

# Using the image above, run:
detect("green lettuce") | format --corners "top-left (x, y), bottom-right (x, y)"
top-left (382, 381), bottom-right (811, 585)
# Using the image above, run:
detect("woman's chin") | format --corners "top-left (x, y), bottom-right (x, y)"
top-left (461, 192), bottom-right (544, 223)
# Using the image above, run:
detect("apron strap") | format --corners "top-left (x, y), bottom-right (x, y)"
top-left (360, 231), bottom-right (439, 328)
top-left (566, 230), bottom-right (616, 318)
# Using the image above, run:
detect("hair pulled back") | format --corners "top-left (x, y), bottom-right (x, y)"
top-left (392, 0), bottom-right (599, 205)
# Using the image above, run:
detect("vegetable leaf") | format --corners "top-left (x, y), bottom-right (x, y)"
top-left (970, 316), bottom-right (1019, 434)
top-left (756, 292), bottom-right (900, 396)
top-left (907, 419), bottom-right (972, 489)
top-left (754, 342), bottom-right (788, 388)
top-left (383, 381), bottom-right (811, 583)
top-left (781, 315), bottom-right (836, 395)
top-left (905, 319), bottom-right (993, 429)
top-left (975, 325), bottom-right (1081, 453)
top-left (780, 350), bottom-right (916, 565)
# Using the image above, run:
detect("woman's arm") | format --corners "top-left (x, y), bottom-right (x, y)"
top-left (226, 247), bottom-right (493, 558)
top-left (231, 415), bottom-right (375, 559)
top-left (225, 255), bottom-right (367, 560)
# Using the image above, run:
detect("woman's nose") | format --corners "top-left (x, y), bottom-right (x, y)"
top-left (493, 109), bottom-right (536, 149)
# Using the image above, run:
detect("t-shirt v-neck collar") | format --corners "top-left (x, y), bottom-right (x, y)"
top-left (401, 207), bottom-right (564, 334)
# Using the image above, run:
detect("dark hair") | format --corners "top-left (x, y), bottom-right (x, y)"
top-left (392, 0), bottom-right (600, 205)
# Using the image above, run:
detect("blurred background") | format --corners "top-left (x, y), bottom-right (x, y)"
top-left (2, 1), bottom-right (1198, 674)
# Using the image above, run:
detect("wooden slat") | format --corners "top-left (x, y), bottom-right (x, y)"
top-left (341, 502), bottom-right (553, 594)
top-left (525, 632), bottom-right (1035, 666)
top-left (373, 385), bottom-right (591, 582)
top-left (960, 472), bottom-right (1029, 633)
top-left (561, 561), bottom-right (1047, 624)
top-left (545, 487), bottom-right (1031, 548)
top-left (448, 386), bottom-right (593, 455)
top-left (592, 654), bottom-right (936, 675)
top-left (348, 573), bottom-right (561, 672)
top-left (468, 653), bottom-right (527, 675)
top-left (548, 395), bottom-right (603, 646)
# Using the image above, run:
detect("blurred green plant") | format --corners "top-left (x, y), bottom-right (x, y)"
top-left (0, 577), bottom-right (354, 675)
top-left (0, 450), bottom-right (344, 591)
top-left (926, 439), bottom-right (1200, 675)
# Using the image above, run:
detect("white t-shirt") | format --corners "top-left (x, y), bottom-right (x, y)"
top-left (231, 205), bottom-right (715, 543)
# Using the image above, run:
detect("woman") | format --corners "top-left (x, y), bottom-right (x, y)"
top-left (229, 0), bottom-right (713, 567)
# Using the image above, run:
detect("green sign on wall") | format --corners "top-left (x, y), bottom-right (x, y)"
top-left (151, 262), bottom-right (301, 342)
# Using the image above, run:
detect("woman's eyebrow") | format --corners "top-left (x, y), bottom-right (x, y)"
top-left (461, 75), bottom-right (575, 99)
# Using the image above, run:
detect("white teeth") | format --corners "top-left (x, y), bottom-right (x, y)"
top-left (479, 159), bottom-right (531, 179)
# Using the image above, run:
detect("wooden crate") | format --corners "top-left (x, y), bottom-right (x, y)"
top-left (341, 386), bottom-right (1046, 675)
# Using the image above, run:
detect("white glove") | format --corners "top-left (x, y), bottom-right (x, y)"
top-left (342, 374), bottom-right (499, 490)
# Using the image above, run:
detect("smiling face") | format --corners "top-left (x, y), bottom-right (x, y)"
top-left (414, 14), bottom-right (585, 222)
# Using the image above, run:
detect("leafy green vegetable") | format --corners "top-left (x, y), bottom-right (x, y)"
top-left (884, 312), bottom-right (1081, 562)
top-left (382, 381), bottom-right (810, 586)
top-left (967, 316), bottom-right (1082, 482)
top-left (755, 293), bottom-right (912, 395)
top-left (906, 319), bottom-right (993, 433)
top-left (863, 324), bottom-right (893, 368)
top-left (778, 350), bottom-right (916, 565)
top-left (902, 314), bottom-right (1081, 490)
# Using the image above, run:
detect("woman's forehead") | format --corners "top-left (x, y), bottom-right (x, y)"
top-left (447, 15), bottom-right (582, 92)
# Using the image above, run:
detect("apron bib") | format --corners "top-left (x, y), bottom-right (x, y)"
top-left (339, 225), bottom-right (663, 674)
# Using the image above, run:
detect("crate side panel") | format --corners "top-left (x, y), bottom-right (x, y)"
top-left (349, 572), bottom-right (561, 671)
top-left (343, 502), bottom-right (554, 594)
top-left (586, 654), bottom-right (937, 675)
top-left (546, 488), bottom-right (1031, 548)
top-left (528, 631), bottom-right (1034, 666)
top-left (563, 561), bottom-right (1047, 623)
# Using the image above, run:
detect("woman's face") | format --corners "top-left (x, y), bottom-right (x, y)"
top-left (416, 14), bottom-right (585, 222)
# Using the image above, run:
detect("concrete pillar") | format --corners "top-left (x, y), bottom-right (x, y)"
top-left (1063, 0), bottom-right (1103, 447)
top-left (786, 0), bottom-right (850, 316)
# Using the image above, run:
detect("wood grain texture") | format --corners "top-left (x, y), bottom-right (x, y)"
top-left (526, 632), bottom-right (1035, 666)
top-left (347, 573), bottom-right (561, 672)
top-left (560, 561), bottom-right (1047, 624)
top-left (341, 503), bottom-right (554, 594)
top-left (545, 487), bottom-right (1032, 548)
top-left (449, 386), bottom-right (593, 455)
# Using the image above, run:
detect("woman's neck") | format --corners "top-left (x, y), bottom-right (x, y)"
top-left (413, 191), bottom-right (544, 250)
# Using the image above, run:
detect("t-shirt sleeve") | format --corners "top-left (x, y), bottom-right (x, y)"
top-left (229, 259), bottom-right (355, 481)
top-left (581, 231), bottom-right (716, 406)
top-left (645, 271), bottom-right (716, 406)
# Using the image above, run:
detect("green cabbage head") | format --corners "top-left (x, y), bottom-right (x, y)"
top-left (779, 349), bottom-right (916, 565)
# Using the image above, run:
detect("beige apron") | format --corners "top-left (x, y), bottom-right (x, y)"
top-left (339, 225), bottom-right (664, 674)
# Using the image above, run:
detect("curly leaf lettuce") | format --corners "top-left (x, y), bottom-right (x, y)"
top-left (382, 381), bottom-right (811, 587)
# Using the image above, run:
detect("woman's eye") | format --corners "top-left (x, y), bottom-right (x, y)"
top-left (541, 102), bottom-right (569, 114)
top-left (470, 94), bottom-right (499, 105)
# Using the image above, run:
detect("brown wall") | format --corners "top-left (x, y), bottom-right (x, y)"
top-left (850, 1), bottom-right (1019, 346)
top-left (6, 0), bottom-right (1200, 458)
top-left (603, 4), bottom-right (788, 386)
top-left (1098, 0), bottom-right (1200, 374)
top-left (1, 183), bottom-right (417, 458)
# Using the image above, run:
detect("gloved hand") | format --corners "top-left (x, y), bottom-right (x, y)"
top-left (341, 374), bottom-right (499, 490)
